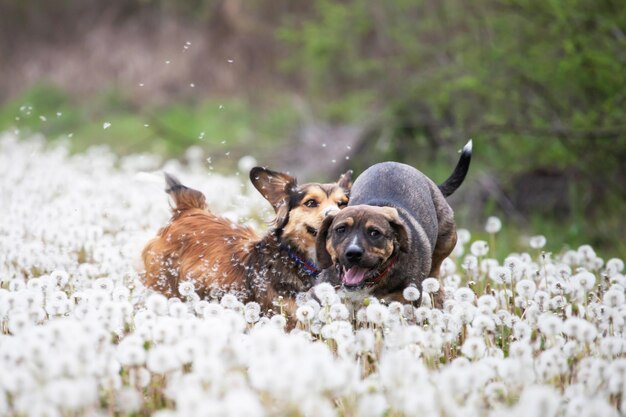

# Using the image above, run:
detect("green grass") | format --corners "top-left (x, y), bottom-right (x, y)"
top-left (0, 84), bottom-right (298, 162)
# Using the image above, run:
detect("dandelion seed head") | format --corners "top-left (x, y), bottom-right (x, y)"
top-left (422, 278), bottom-right (440, 294)
top-left (529, 235), bottom-right (547, 249)
top-left (269, 314), bottom-right (287, 329)
top-left (513, 321), bottom-right (532, 341)
top-left (454, 287), bottom-right (476, 303)
top-left (461, 255), bottom-right (478, 271)
top-left (470, 240), bottom-right (489, 257)
top-left (457, 229), bottom-right (471, 244)
top-left (296, 305), bottom-right (315, 322)
top-left (489, 266), bottom-right (512, 285)
top-left (314, 283), bottom-right (336, 305)
top-left (516, 279), bottom-right (537, 298)
top-left (366, 303), bottom-right (388, 325)
top-left (603, 289), bottom-right (625, 307)
top-left (146, 345), bottom-right (180, 374)
top-left (538, 313), bottom-right (563, 337)
top-left (572, 270), bottom-right (596, 291)
top-left (577, 244), bottom-right (597, 261)
top-left (402, 285), bottom-right (421, 301)
top-left (477, 294), bottom-right (498, 311)
top-left (472, 314), bottom-right (496, 334)
top-left (440, 257), bottom-right (456, 276)
top-left (168, 302), bottom-right (188, 319)
top-left (330, 303), bottom-right (350, 320)
top-left (461, 337), bottom-right (486, 360)
top-left (116, 387), bottom-right (142, 413)
top-left (178, 281), bottom-right (195, 297)
top-left (485, 216), bottom-right (502, 234)
top-left (220, 293), bottom-right (239, 309)
top-left (605, 258), bottom-right (624, 277)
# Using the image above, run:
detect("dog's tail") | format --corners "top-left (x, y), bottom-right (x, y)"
top-left (438, 140), bottom-right (472, 197)
top-left (164, 173), bottom-right (207, 213)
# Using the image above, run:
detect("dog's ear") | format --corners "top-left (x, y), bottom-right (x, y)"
top-left (315, 214), bottom-right (336, 269)
top-left (337, 170), bottom-right (353, 190)
top-left (250, 167), bottom-right (297, 226)
top-left (380, 207), bottom-right (410, 253)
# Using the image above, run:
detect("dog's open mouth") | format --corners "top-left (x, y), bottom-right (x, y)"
top-left (305, 225), bottom-right (318, 237)
top-left (341, 266), bottom-right (376, 289)
top-left (341, 255), bottom-right (397, 289)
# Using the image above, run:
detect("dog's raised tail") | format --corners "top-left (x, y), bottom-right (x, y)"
top-left (438, 139), bottom-right (472, 197)
top-left (164, 172), bottom-right (207, 212)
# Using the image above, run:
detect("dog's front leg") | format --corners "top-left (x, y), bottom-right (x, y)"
top-left (379, 290), bottom-right (412, 305)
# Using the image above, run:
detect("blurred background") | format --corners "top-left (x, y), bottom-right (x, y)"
top-left (1, 0), bottom-right (625, 258)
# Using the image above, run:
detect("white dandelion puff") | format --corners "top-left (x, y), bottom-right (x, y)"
top-left (422, 278), bottom-right (440, 294)
top-left (330, 303), bottom-right (350, 320)
top-left (516, 279), bottom-right (537, 298)
top-left (220, 293), bottom-right (239, 309)
top-left (178, 281), bottom-right (195, 297)
top-left (296, 305), bottom-right (315, 323)
top-left (461, 255), bottom-right (478, 271)
top-left (457, 229), bottom-right (471, 244)
top-left (403, 285), bottom-right (421, 301)
top-left (314, 283), bottom-right (337, 305)
top-left (529, 235), bottom-right (547, 249)
top-left (538, 313), bottom-right (563, 337)
top-left (146, 345), bottom-right (180, 374)
top-left (146, 293), bottom-right (168, 315)
top-left (461, 337), bottom-right (486, 360)
top-left (572, 270), bottom-right (596, 291)
top-left (116, 387), bottom-right (142, 414)
top-left (454, 287), bottom-right (476, 303)
top-left (485, 216), bottom-right (502, 234)
top-left (489, 266), bottom-right (512, 285)
top-left (477, 294), bottom-right (498, 311)
top-left (603, 289), bottom-right (625, 307)
top-left (470, 240), bottom-right (489, 257)
top-left (605, 258), bottom-right (624, 277)
top-left (366, 303), bottom-right (389, 325)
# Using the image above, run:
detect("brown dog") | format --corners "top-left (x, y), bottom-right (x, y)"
top-left (316, 141), bottom-right (472, 307)
top-left (142, 167), bottom-right (352, 316)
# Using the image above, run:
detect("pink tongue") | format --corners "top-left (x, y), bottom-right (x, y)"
top-left (343, 267), bottom-right (369, 286)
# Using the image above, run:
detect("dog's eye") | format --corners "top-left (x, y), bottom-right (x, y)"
top-left (335, 225), bottom-right (346, 234)
top-left (304, 199), bottom-right (318, 208)
top-left (368, 228), bottom-right (382, 238)
top-left (337, 201), bottom-right (348, 208)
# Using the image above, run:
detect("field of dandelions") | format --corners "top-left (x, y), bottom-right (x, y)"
top-left (1, 133), bottom-right (625, 417)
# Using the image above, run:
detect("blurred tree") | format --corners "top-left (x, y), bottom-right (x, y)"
top-left (280, 0), bottom-right (625, 169)
top-left (278, 0), bottom-right (626, 250)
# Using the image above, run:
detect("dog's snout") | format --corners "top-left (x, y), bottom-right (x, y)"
top-left (345, 244), bottom-right (363, 262)
top-left (323, 206), bottom-right (339, 217)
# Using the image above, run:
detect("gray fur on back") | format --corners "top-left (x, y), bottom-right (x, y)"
top-left (349, 162), bottom-right (445, 254)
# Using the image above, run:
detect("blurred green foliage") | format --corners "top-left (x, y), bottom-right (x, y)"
top-left (0, 84), bottom-right (298, 160)
top-left (280, 0), bottom-right (626, 172)
top-left (278, 0), bottom-right (626, 256)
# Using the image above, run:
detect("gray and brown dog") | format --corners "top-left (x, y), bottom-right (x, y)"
top-left (316, 141), bottom-right (472, 307)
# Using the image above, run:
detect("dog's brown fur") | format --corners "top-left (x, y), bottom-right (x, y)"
top-left (142, 167), bottom-right (351, 317)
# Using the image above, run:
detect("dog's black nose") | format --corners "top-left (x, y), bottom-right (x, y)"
top-left (345, 245), bottom-right (363, 262)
